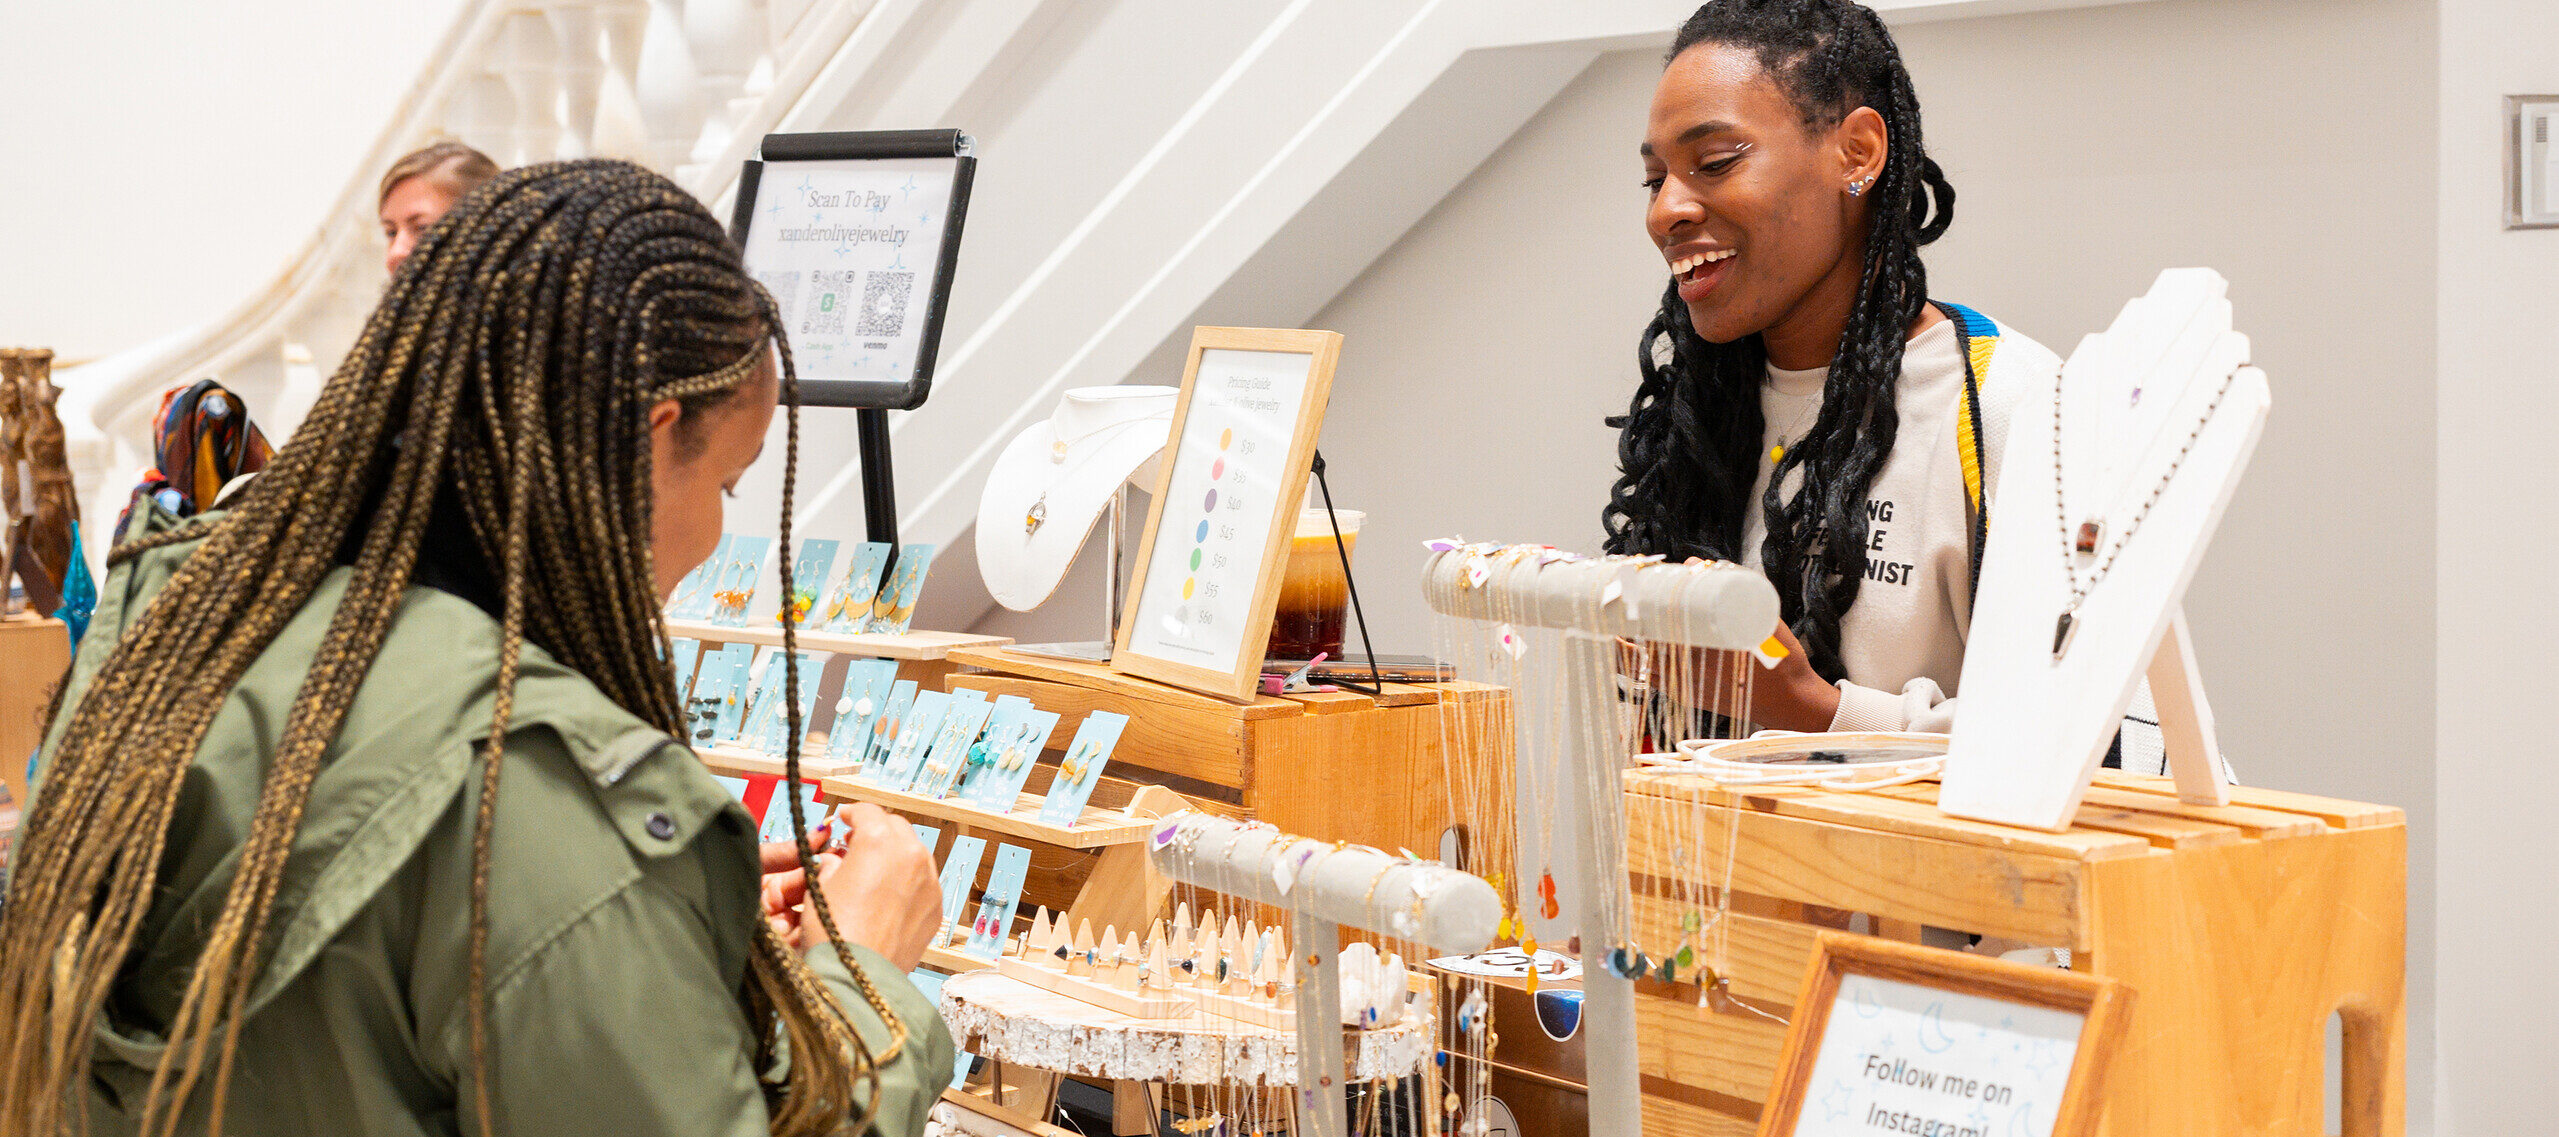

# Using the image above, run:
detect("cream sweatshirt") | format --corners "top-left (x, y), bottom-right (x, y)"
top-left (1742, 316), bottom-right (2058, 737)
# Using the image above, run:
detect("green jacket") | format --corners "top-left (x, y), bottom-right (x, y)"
top-left (34, 508), bottom-right (954, 1136)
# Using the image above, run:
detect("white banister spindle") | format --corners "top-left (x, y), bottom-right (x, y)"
top-left (548, 5), bottom-right (607, 159)
top-left (684, 0), bottom-right (763, 168)
top-left (443, 72), bottom-right (516, 158)
top-left (497, 11), bottom-right (563, 163)
top-left (635, 0), bottom-right (705, 170)
top-left (54, 0), bottom-right (879, 578)
top-left (598, 0), bottom-right (648, 77)
top-left (686, 0), bottom-right (763, 81)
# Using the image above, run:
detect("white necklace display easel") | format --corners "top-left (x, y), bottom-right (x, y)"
top-left (1941, 268), bottom-right (2272, 831)
top-left (976, 386), bottom-right (1177, 627)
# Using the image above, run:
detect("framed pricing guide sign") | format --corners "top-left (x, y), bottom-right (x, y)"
top-left (730, 129), bottom-right (976, 410)
top-left (1758, 933), bottom-right (2132, 1137)
top-left (1112, 327), bottom-right (1341, 702)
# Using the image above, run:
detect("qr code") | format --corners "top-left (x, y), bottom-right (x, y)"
top-left (756, 271), bottom-right (801, 325)
top-left (803, 270), bottom-right (856, 338)
top-left (858, 271), bottom-right (914, 338)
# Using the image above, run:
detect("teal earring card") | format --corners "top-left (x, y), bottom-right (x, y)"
top-left (775, 538), bottom-right (840, 627)
top-left (965, 844), bottom-right (1033, 958)
top-left (825, 660), bottom-right (902, 766)
top-left (872, 690), bottom-right (953, 788)
top-left (710, 535), bottom-right (774, 627)
top-left (757, 779), bottom-right (826, 845)
top-left (936, 835), bottom-right (989, 938)
top-left (912, 823), bottom-right (942, 852)
top-left (957, 704), bottom-right (1060, 811)
top-left (908, 689), bottom-right (994, 798)
top-left (823, 542), bottom-right (894, 633)
top-left (1037, 711), bottom-right (1130, 827)
top-left (667, 533), bottom-right (733, 620)
top-left (857, 680), bottom-right (921, 774)
top-left (686, 643), bottom-right (758, 745)
top-left (898, 968), bottom-right (978, 1090)
top-left (866, 543), bottom-right (937, 635)
top-left (669, 637), bottom-right (702, 699)
top-left (738, 648), bottom-right (825, 756)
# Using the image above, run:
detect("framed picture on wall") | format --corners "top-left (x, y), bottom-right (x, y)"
top-left (1111, 327), bottom-right (1341, 703)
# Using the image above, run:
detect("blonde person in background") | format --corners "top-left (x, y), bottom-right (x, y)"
top-left (378, 141), bottom-right (500, 276)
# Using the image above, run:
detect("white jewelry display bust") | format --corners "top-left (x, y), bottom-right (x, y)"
top-left (976, 386), bottom-right (1177, 611)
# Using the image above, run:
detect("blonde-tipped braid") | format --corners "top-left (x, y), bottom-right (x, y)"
top-left (0, 160), bottom-right (895, 1137)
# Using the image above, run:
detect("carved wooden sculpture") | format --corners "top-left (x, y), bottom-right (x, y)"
top-left (0, 351), bottom-right (22, 615)
top-left (0, 349), bottom-right (76, 615)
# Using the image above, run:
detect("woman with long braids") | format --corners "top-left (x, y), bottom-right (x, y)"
top-left (0, 160), bottom-right (952, 1135)
top-left (1612, 0), bottom-right (2068, 738)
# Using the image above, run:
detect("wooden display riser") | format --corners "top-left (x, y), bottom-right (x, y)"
top-left (944, 646), bottom-right (1507, 863)
top-left (1619, 770), bottom-right (2405, 1136)
top-left (0, 615), bottom-right (68, 810)
top-left (667, 617), bottom-right (1010, 696)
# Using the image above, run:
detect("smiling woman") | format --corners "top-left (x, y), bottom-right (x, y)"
top-left (1607, 0), bottom-right (2069, 742)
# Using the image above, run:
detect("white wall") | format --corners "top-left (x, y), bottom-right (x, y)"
top-left (0, 2), bottom-right (465, 362)
top-left (1310, 0), bottom-right (2440, 1126)
top-left (2434, 1), bottom-right (2559, 1132)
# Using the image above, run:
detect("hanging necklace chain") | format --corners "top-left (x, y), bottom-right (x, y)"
top-left (2050, 366), bottom-right (2240, 617)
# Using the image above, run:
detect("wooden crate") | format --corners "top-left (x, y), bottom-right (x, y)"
top-left (663, 616), bottom-right (1008, 697)
top-left (0, 615), bottom-right (69, 808)
top-left (944, 646), bottom-right (1508, 858)
top-left (1620, 770), bottom-right (2405, 1136)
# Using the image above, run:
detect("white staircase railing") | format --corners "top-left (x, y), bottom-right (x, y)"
top-left (55, 0), bottom-right (2154, 612)
top-left (56, 0), bottom-right (879, 566)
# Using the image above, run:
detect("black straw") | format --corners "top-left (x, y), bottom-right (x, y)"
top-left (1310, 451), bottom-right (1384, 695)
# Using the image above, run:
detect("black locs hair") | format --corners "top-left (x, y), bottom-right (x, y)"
top-left (1602, 0), bottom-right (1955, 683)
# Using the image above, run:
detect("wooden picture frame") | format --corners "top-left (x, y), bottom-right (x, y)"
top-left (1757, 932), bottom-right (2133, 1137)
top-left (1111, 327), bottom-right (1341, 703)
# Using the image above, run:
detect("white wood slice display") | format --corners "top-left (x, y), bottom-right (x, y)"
top-left (1942, 268), bottom-right (2268, 831)
top-left (936, 969), bottom-right (1433, 1086)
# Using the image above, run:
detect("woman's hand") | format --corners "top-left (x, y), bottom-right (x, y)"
top-left (1616, 621), bottom-right (1840, 735)
top-left (1746, 621), bottom-right (1841, 733)
top-left (759, 827), bottom-right (841, 948)
top-left (801, 802), bottom-right (943, 972)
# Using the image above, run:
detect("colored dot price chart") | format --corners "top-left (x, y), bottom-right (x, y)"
top-left (1125, 348), bottom-right (1315, 676)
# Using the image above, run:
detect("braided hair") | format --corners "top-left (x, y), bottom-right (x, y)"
top-left (0, 160), bottom-right (894, 1137)
top-left (1603, 0), bottom-right (1955, 681)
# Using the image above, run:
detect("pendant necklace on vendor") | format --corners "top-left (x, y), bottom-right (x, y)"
top-left (2049, 365), bottom-right (2241, 661)
top-left (1023, 412), bottom-right (1170, 535)
top-left (1764, 387), bottom-right (1821, 469)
